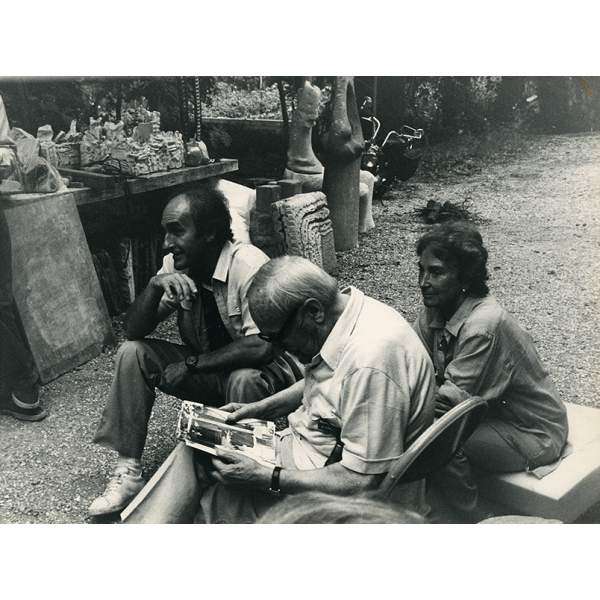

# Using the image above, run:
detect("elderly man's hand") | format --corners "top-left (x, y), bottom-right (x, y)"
top-left (221, 400), bottom-right (269, 423)
top-left (161, 361), bottom-right (189, 392)
top-left (210, 447), bottom-right (272, 488)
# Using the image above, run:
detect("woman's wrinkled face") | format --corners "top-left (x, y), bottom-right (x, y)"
top-left (418, 246), bottom-right (464, 316)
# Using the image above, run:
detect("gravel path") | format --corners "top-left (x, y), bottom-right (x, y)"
top-left (1, 131), bottom-right (599, 524)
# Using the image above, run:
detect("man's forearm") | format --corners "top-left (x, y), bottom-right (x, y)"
top-left (125, 283), bottom-right (164, 339)
top-left (259, 380), bottom-right (304, 418)
top-left (191, 335), bottom-right (274, 373)
top-left (278, 462), bottom-right (381, 496)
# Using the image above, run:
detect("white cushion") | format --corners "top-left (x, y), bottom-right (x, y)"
top-left (216, 178), bottom-right (255, 244)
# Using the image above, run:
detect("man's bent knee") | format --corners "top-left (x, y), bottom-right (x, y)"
top-left (114, 340), bottom-right (161, 385)
top-left (116, 340), bottom-right (149, 363)
top-left (226, 368), bottom-right (271, 404)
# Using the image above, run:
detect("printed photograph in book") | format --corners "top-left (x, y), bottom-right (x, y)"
top-left (176, 401), bottom-right (278, 467)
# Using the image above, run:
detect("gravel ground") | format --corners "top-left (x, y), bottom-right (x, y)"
top-left (1, 131), bottom-right (599, 524)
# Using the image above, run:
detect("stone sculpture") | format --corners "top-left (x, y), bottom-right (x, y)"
top-left (285, 80), bottom-right (323, 177)
top-left (320, 76), bottom-right (364, 251)
top-left (283, 78), bottom-right (374, 241)
top-left (271, 191), bottom-right (337, 275)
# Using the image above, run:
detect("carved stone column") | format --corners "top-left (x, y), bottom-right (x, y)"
top-left (321, 77), bottom-right (364, 251)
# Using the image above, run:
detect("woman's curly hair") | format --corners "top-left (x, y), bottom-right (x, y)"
top-left (416, 221), bottom-right (490, 297)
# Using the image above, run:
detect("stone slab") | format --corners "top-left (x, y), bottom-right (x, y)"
top-left (477, 402), bottom-right (600, 522)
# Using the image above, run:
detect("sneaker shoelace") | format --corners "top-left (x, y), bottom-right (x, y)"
top-left (103, 468), bottom-right (138, 496)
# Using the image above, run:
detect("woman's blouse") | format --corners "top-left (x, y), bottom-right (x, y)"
top-left (413, 295), bottom-right (568, 462)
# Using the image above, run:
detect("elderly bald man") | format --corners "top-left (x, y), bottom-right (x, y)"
top-left (122, 256), bottom-right (436, 524)
top-left (89, 183), bottom-right (298, 517)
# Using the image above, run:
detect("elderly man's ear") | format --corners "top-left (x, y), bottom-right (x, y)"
top-left (303, 298), bottom-right (326, 324)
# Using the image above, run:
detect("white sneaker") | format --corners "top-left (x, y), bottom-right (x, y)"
top-left (89, 467), bottom-right (145, 517)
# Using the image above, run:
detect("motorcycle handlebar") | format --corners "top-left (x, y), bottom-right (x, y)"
top-left (382, 127), bottom-right (424, 147)
top-left (361, 116), bottom-right (381, 142)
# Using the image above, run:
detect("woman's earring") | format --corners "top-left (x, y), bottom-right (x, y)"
top-left (461, 288), bottom-right (467, 293)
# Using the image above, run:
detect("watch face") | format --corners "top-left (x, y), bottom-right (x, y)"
top-left (185, 355), bottom-right (197, 369)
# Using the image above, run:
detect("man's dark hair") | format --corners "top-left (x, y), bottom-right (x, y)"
top-left (416, 221), bottom-right (490, 297)
top-left (167, 181), bottom-right (234, 246)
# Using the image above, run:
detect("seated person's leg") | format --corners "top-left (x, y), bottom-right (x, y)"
top-left (122, 443), bottom-right (280, 524)
top-left (428, 420), bottom-right (533, 522)
top-left (428, 449), bottom-right (479, 522)
top-left (121, 443), bottom-right (207, 524)
top-left (224, 356), bottom-right (300, 405)
top-left (225, 368), bottom-right (275, 405)
top-left (0, 209), bottom-right (43, 421)
top-left (94, 338), bottom-right (191, 458)
top-left (463, 420), bottom-right (528, 473)
top-left (91, 338), bottom-right (191, 516)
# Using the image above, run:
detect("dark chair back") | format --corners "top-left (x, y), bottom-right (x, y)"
top-left (377, 396), bottom-right (488, 498)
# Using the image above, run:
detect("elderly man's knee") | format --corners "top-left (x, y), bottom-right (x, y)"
top-left (226, 368), bottom-right (271, 404)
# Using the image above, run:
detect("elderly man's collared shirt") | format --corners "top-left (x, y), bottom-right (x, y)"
top-left (157, 241), bottom-right (267, 352)
top-left (413, 295), bottom-right (568, 461)
top-left (284, 286), bottom-right (435, 475)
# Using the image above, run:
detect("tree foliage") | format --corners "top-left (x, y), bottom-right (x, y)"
top-left (2, 76), bottom-right (600, 144)
top-left (0, 77), bottom-right (215, 139)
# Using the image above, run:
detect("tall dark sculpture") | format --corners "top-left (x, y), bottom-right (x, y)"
top-left (321, 77), bottom-right (364, 251)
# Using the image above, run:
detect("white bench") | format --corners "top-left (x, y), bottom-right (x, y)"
top-left (477, 402), bottom-right (600, 522)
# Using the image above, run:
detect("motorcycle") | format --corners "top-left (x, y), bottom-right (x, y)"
top-left (360, 97), bottom-right (426, 197)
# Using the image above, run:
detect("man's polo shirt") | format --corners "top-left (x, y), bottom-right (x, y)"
top-left (284, 286), bottom-right (435, 475)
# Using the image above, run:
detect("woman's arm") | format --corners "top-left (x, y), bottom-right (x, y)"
top-left (438, 331), bottom-right (510, 408)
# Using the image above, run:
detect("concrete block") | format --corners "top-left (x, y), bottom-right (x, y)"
top-left (477, 402), bottom-right (600, 522)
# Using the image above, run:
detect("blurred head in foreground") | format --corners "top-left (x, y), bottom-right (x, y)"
top-left (258, 492), bottom-right (426, 524)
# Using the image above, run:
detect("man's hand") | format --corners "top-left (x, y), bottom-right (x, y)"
top-left (210, 447), bottom-right (272, 488)
top-left (221, 400), bottom-right (269, 423)
top-left (161, 361), bottom-right (189, 392)
top-left (150, 273), bottom-right (198, 305)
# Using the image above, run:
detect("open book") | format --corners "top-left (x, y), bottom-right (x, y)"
top-left (176, 401), bottom-right (278, 467)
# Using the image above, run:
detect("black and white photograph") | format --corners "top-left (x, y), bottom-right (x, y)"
top-left (2, 72), bottom-right (599, 526)
top-left (1, 2), bottom-right (598, 599)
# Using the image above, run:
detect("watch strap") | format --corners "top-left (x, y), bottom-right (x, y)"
top-left (185, 355), bottom-right (199, 372)
top-left (269, 466), bottom-right (282, 495)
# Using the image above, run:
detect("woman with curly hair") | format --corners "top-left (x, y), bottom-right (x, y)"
top-left (413, 221), bottom-right (568, 518)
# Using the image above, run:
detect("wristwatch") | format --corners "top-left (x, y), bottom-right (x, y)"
top-left (269, 466), bottom-right (282, 495)
top-left (185, 355), bottom-right (200, 373)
